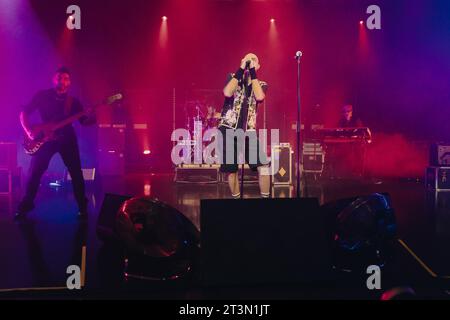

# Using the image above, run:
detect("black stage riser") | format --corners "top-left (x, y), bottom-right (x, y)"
top-left (200, 198), bottom-right (333, 286)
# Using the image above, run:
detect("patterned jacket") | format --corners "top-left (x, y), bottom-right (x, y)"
top-left (218, 73), bottom-right (268, 131)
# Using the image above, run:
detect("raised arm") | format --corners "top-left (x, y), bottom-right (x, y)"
top-left (250, 68), bottom-right (265, 102)
top-left (225, 54), bottom-right (266, 102)
top-left (223, 75), bottom-right (239, 98)
top-left (223, 59), bottom-right (248, 97)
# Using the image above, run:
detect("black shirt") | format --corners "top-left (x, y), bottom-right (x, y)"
top-left (24, 89), bottom-right (85, 139)
top-left (338, 117), bottom-right (363, 128)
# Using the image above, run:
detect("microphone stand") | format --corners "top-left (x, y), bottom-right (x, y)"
top-left (240, 163), bottom-right (245, 199)
top-left (240, 69), bottom-right (250, 200)
top-left (295, 52), bottom-right (302, 198)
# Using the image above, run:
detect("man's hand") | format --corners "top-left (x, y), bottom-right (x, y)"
top-left (25, 128), bottom-right (36, 141)
top-left (80, 107), bottom-right (97, 126)
top-left (27, 124), bottom-right (53, 140)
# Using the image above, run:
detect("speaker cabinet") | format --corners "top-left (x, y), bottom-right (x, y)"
top-left (98, 125), bottom-right (126, 176)
top-left (97, 193), bottom-right (132, 242)
top-left (0, 142), bottom-right (17, 169)
top-left (430, 143), bottom-right (450, 166)
top-left (200, 198), bottom-right (332, 286)
top-left (272, 143), bottom-right (293, 185)
top-left (0, 169), bottom-right (12, 195)
top-left (426, 166), bottom-right (450, 190)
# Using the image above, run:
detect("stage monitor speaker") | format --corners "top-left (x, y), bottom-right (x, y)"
top-left (200, 198), bottom-right (333, 286)
top-left (321, 193), bottom-right (396, 272)
top-left (116, 196), bottom-right (200, 281)
top-left (97, 193), bottom-right (132, 242)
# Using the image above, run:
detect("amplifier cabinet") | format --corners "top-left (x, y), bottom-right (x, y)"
top-left (175, 164), bottom-right (220, 184)
top-left (303, 154), bottom-right (324, 172)
top-left (272, 143), bottom-right (293, 185)
top-left (430, 144), bottom-right (450, 166)
top-left (98, 151), bottom-right (125, 176)
top-left (426, 166), bottom-right (450, 191)
top-left (0, 169), bottom-right (12, 195)
top-left (0, 142), bottom-right (17, 169)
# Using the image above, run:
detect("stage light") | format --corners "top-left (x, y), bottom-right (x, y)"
top-left (159, 16), bottom-right (168, 48)
top-left (144, 184), bottom-right (151, 196)
top-left (359, 20), bottom-right (364, 25)
top-left (381, 287), bottom-right (416, 300)
top-left (49, 181), bottom-right (62, 188)
top-left (115, 197), bottom-right (200, 281)
top-left (143, 150), bottom-right (151, 155)
top-left (270, 18), bottom-right (275, 23)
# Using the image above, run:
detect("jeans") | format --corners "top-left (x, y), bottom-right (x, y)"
top-left (19, 135), bottom-right (87, 212)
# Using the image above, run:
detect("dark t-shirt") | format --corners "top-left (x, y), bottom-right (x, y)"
top-left (24, 89), bottom-right (85, 139)
top-left (338, 117), bottom-right (363, 128)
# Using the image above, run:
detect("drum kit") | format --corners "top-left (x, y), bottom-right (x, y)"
top-left (181, 101), bottom-right (222, 164)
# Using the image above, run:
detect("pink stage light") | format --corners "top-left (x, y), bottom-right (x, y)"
top-left (144, 183), bottom-right (151, 196)
top-left (159, 16), bottom-right (168, 48)
top-left (143, 150), bottom-right (151, 155)
top-left (270, 18), bottom-right (275, 23)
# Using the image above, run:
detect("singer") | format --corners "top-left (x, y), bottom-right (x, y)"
top-left (218, 53), bottom-right (270, 199)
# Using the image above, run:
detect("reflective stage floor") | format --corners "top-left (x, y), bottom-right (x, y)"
top-left (0, 174), bottom-right (449, 299)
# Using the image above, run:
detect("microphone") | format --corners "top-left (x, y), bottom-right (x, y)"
top-left (245, 60), bottom-right (251, 70)
top-left (294, 51), bottom-right (303, 60)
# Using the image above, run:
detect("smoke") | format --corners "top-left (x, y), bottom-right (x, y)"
top-left (365, 133), bottom-right (428, 179)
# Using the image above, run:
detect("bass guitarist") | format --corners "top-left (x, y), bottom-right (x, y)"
top-left (17, 67), bottom-right (96, 219)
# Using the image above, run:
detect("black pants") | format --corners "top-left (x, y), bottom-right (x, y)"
top-left (19, 136), bottom-right (87, 212)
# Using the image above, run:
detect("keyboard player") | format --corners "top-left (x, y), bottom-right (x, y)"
top-left (338, 104), bottom-right (363, 128)
top-left (328, 104), bottom-right (366, 178)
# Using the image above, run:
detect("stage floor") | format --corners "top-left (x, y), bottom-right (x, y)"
top-left (0, 174), bottom-right (449, 299)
